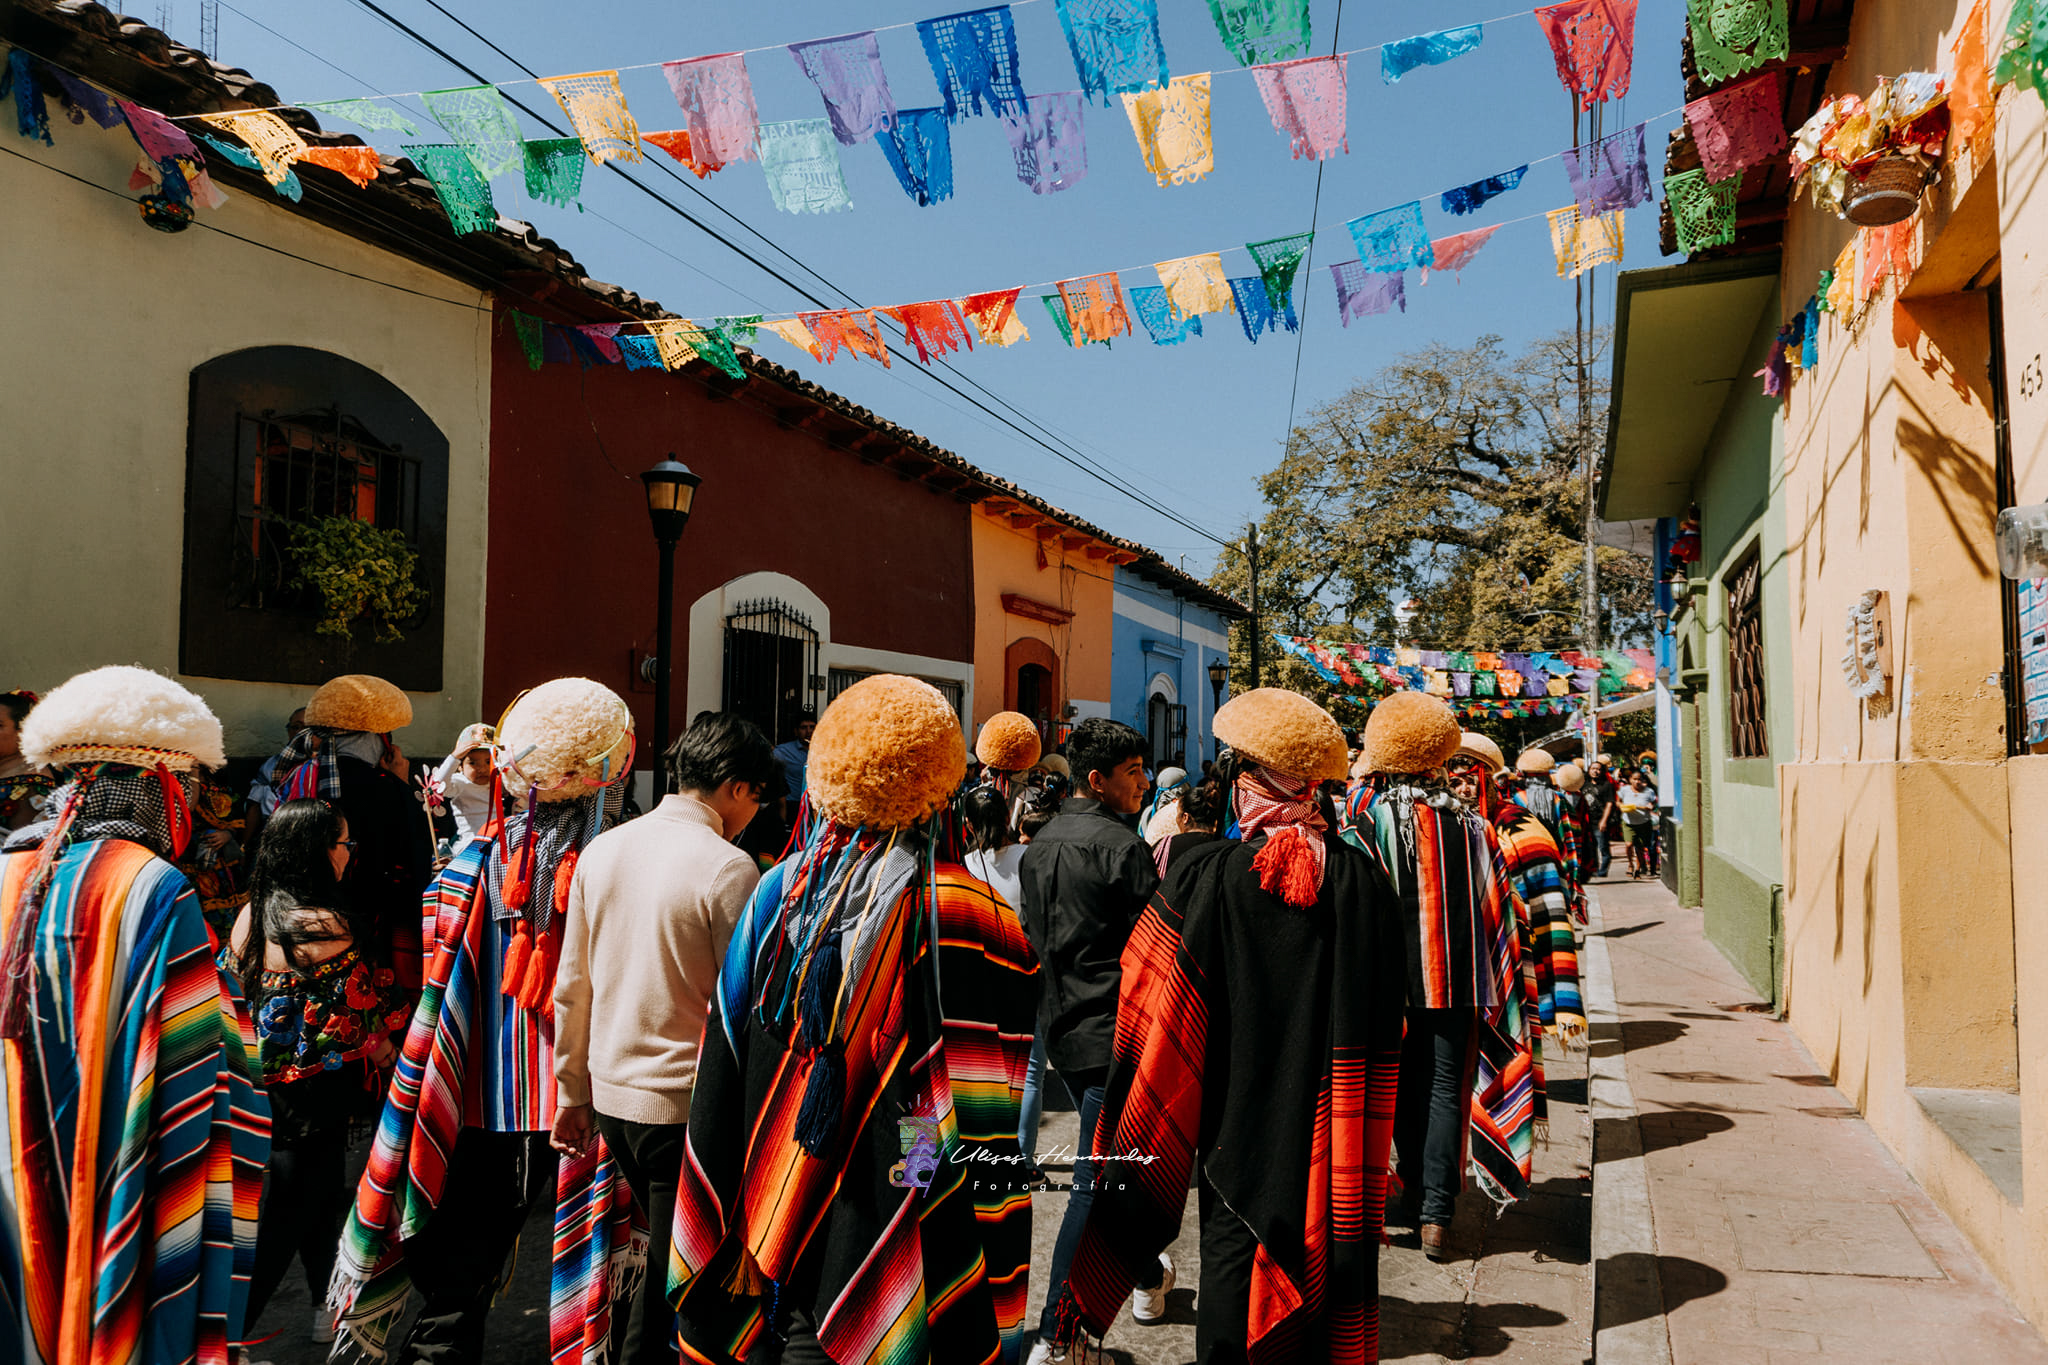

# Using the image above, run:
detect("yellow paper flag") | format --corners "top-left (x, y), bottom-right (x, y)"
top-left (1123, 74), bottom-right (1214, 187)
top-left (538, 70), bottom-right (643, 164)
top-left (759, 318), bottom-right (823, 360)
top-left (1547, 206), bottom-right (1624, 279)
top-left (645, 320), bottom-right (700, 370)
top-left (198, 110), bottom-right (308, 187)
top-left (1154, 252), bottom-right (1234, 320)
top-left (1826, 239), bottom-right (1858, 313)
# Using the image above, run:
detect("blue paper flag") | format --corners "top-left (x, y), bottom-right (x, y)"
top-left (617, 335), bottom-right (664, 370)
top-left (1440, 165), bottom-right (1526, 216)
top-left (1346, 202), bottom-right (1435, 272)
top-left (877, 107), bottom-right (955, 205)
top-left (1053, 0), bottom-right (1170, 104)
top-left (918, 7), bottom-right (1028, 121)
top-left (1228, 275), bottom-right (1296, 341)
top-left (1380, 25), bottom-right (1484, 84)
top-left (1130, 285), bottom-right (1205, 344)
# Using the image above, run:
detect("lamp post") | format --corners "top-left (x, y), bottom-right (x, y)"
top-left (1206, 656), bottom-right (1229, 763)
top-left (640, 456), bottom-right (702, 771)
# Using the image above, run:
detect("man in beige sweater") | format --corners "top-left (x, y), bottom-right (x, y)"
top-left (550, 712), bottom-right (780, 1365)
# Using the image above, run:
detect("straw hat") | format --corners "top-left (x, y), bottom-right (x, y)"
top-left (450, 722), bottom-right (495, 757)
top-left (975, 711), bottom-right (1042, 773)
top-left (305, 674), bottom-right (412, 733)
top-left (1036, 754), bottom-right (1071, 779)
top-left (1359, 692), bottom-right (1461, 776)
top-left (1516, 748), bottom-right (1556, 774)
top-left (1215, 687), bottom-right (1349, 781)
top-left (22, 665), bottom-right (224, 772)
top-left (1453, 731), bottom-right (1505, 773)
top-left (1555, 761), bottom-right (1586, 792)
top-left (808, 674), bottom-right (966, 829)
top-left (498, 678), bottom-right (635, 803)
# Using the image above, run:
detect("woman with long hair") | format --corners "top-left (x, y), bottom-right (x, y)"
top-left (225, 799), bottom-right (410, 1347)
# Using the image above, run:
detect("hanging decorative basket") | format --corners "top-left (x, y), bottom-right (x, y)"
top-left (1843, 154), bottom-right (1933, 226)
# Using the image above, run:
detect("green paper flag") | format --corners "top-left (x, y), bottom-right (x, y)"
top-left (307, 98), bottom-right (420, 137)
top-left (402, 143), bottom-right (497, 234)
top-left (511, 311), bottom-right (545, 369)
top-left (522, 138), bottom-right (586, 209)
top-left (1247, 231), bottom-right (1314, 315)
top-left (421, 84), bottom-right (524, 178)
top-left (1686, 0), bottom-right (1788, 85)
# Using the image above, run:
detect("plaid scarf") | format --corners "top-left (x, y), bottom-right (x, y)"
top-left (275, 728), bottom-right (388, 803)
top-left (1234, 762), bottom-right (1328, 906)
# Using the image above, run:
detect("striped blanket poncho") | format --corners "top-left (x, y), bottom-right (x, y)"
top-left (668, 836), bottom-right (1038, 1365)
top-left (1053, 835), bottom-right (1407, 1362)
top-left (1494, 809), bottom-right (1587, 1049)
top-left (0, 839), bottom-right (270, 1365)
top-left (1343, 782), bottom-right (1536, 1208)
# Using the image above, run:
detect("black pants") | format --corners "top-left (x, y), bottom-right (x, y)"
top-left (398, 1128), bottom-right (554, 1365)
top-left (1394, 1008), bottom-right (1477, 1225)
top-left (1192, 1177), bottom-right (1257, 1365)
top-left (246, 1103), bottom-right (351, 1325)
top-left (594, 1113), bottom-right (688, 1365)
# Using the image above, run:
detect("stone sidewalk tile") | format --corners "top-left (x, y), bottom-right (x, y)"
top-left (1596, 874), bottom-right (2048, 1365)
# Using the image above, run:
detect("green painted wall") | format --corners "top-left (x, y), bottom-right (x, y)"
top-left (1690, 299), bottom-right (1793, 1001)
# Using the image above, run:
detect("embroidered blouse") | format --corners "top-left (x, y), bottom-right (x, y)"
top-left (233, 944), bottom-right (412, 1086)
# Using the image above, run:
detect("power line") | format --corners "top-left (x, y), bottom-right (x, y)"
top-left (341, 0), bottom-right (1232, 548)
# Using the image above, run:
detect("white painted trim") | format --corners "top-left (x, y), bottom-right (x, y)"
top-left (1147, 670), bottom-right (1179, 705)
top-left (824, 643), bottom-right (975, 720)
top-left (685, 571), bottom-right (831, 720)
top-left (1070, 698), bottom-right (1113, 721)
top-left (1112, 591), bottom-right (1230, 652)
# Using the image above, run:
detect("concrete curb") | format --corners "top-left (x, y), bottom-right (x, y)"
top-left (1584, 888), bottom-right (1671, 1364)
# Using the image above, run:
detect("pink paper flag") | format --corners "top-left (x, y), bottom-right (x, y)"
top-left (1250, 55), bottom-right (1347, 161)
top-left (578, 323), bottom-right (624, 362)
top-left (1420, 225), bottom-right (1501, 282)
top-left (1683, 71), bottom-right (1784, 184)
top-left (662, 53), bottom-right (761, 164)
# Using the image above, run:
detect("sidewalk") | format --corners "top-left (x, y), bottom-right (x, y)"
top-left (1590, 872), bottom-right (2048, 1365)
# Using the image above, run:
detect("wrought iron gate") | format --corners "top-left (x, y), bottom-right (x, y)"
top-left (722, 599), bottom-right (820, 742)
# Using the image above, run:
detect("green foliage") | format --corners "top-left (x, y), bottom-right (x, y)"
top-left (285, 516), bottom-right (427, 646)
top-left (1210, 331), bottom-right (1655, 712)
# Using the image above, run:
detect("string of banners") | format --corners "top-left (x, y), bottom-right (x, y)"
top-left (1274, 634), bottom-right (1657, 703)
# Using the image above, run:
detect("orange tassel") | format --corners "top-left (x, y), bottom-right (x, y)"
top-left (721, 1246), bottom-right (768, 1298)
top-left (530, 923), bottom-right (563, 1018)
top-left (553, 849), bottom-right (580, 917)
top-left (501, 919), bottom-right (533, 1000)
top-left (1252, 826), bottom-right (1323, 908)
top-left (504, 840), bottom-right (534, 910)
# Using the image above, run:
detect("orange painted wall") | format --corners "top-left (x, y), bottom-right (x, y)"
top-left (970, 512), bottom-right (1114, 732)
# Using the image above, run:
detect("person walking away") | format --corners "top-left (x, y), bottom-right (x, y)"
top-left (976, 710), bottom-right (1043, 805)
top-left (1007, 784), bottom-right (1060, 1171)
top-left (1346, 697), bottom-right (1529, 1261)
top-left (270, 675), bottom-right (434, 994)
top-left (550, 713), bottom-right (776, 1365)
top-left (330, 679), bottom-right (635, 1365)
top-left (1019, 719), bottom-right (1169, 1359)
top-left (228, 800), bottom-right (410, 1349)
top-left (1551, 761), bottom-right (1592, 921)
top-left (961, 781), bottom-right (1046, 1176)
top-left (0, 666), bottom-right (269, 1364)
top-left (244, 705), bottom-right (309, 853)
top-left (666, 676), bottom-right (1039, 1365)
top-left (1589, 755), bottom-right (1619, 878)
top-left (1139, 765), bottom-right (1190, 844)
top-left (1619, 770), bottom-right (1658, 879)
top-left (0, 690), bottom-right (51, 833)
top-left (430, 723), bottom-right (499, 849)
top-left (1045, 689), bottom-right (1407, 1364)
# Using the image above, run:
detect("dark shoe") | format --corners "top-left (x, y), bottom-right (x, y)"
top-left (1420, 1224), bottom-right (1451, 1262)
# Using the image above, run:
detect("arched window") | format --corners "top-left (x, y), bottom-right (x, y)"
top-left (180, 346), bottom-right (448, 688)
top-left (723, 599), bottom-right (821, 744)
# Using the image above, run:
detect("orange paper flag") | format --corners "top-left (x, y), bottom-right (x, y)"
top-left (1055, 272), bottom-right (1133, 343)
top-left (642, 129), bottom-right (724, 178)
top-left (960, 289), bottom-right (1029, 346)
top-left (798, 310), bottom-right (892, 366)
top-left (298, 145), bottom-right (382, 187)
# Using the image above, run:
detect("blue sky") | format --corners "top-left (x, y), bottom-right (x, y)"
top-left (170, 0), bottom-right (1685, 575)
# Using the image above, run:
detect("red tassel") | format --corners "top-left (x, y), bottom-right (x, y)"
top-left (501, 919), bottom-right (533, 1001)
top-left (553, 849), bottom-right (579, 917)
top-left (504, 841), bottom-right (533, 910)
top-left (157, 763), bottom-right (193, 861)
top-left (1252, 826), bottom-right (1323, 908)
top-left (529, 923), bottom-right (562, 1017)
top-left (480, 770), bottom-right (506, 841)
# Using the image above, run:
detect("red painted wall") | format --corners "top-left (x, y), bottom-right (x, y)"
top-left (482, 307), bottom-right (974, 760)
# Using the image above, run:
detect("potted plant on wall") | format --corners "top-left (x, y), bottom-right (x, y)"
top-left (284, 515), bottom-right (429, 649)
top-left (1791, 73), bottom-right (1951, 225)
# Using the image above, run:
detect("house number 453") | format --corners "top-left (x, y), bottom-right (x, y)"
top-left (2022, 355), bottom-right (2046, 399)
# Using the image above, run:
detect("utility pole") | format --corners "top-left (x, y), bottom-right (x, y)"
top-left (1247, 521), bottom-right (1263, 688)
top-left (1574, 94), bottom-right (1603, 753)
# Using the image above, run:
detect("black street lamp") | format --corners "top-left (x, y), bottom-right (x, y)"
top-left (1206, 657), bottom-right (1228, 760)
top-left (641, 456), bottom-right (702, 770)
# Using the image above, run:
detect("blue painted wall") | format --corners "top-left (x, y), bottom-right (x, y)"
top-left (1110, 567), bottom-right (1235, 772)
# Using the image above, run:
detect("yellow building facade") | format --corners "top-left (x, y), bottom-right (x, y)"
top-left (969, 501), bottom-right (1124, 744)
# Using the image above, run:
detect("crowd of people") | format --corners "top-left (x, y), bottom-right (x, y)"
top-left (0, 664), bottom-right (1651, 1365)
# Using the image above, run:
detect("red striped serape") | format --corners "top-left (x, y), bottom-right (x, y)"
top-left (1345, 780), bottom-right (1504, 1009)
top-left (1054, 836), bottom-right (1407, 1362)
top-left (1494, 810), bottom-right (1587, 1048)
top-left (0, 839), bottom-right (270, 1365)
top-left (668, 850), bottom-right (1038, 1365)
top-left (551, 1135), bottom-right (648, 1365)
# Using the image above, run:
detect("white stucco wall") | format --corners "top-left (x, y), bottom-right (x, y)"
top-left (0, 109), bottom-right (493, 757)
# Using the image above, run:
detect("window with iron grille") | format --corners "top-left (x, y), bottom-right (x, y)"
top-left (181, 347), bottom-right (449, 689)
top-left (725, 600), bottom-right (821, 745)
top-left (1725, 547), bottom-right (1769, 759)
top-left (827, 667), bottom-right (965, 720)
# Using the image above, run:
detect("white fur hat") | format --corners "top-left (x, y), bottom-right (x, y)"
top-left (22, 665), bottom-right (225, 772)
top-left (497, 678), bottom-right (635, 803)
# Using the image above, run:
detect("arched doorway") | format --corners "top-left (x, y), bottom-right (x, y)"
top-left (1004, 638), bottom-right (1061, 746)
top-left (1145, 671), bottom-right (1185, 769)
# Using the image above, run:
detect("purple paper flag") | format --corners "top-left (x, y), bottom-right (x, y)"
top-left (120, 101), bottom-right (195, 161)
top-left (1329, 261), bottom-right (1407, 325)
top-left (50, 69), bottom-right (125, 128)
top-left (1002, 91), bottom-right (1089, 193)
top-left (790, 31), bottom-right (898, 145)
top-left (1562, 121), bottom-right (1649, 215)
top-left (579, 323), bottom-right (624, 363)
top-left (662, 52), bottom-right (761, 163)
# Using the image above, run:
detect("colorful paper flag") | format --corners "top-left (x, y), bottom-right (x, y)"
top-left (1057, 272), bottom-right (1134, 341)
top-left (1053, 0), bottom-right (1169, 103)
top-left (1206, 0), bottom-right (1311, 66)
top-left (1684, 71), bottom-right (1784, 183)
top-left (641, 129), bottom-right (723, 177)
top-left (421, 85), bottom-right (524, 178)
top-left (799, 309), bottom-right (893, 365)
top-left (887, 300), bottom-right (976, 362)
top-left (1664, 169), bottom-right (1737, 253)
top-left (307, 97), bottom-right (419, 137)
top-left (403, 143), bottom-right (498, 233)
top-left (1123, 73), bottom-right (1214, 186)
top-left (1533, 0), bottom-right (1638, 109)
top-left (760, 318), bottom-right (825, 360)
top-left (1228, 275), bottom-right (1295, 340)
top-left (1687, 0), bottom-right (1787, 85)
top-left (121, 101), bottom-right (195, 160)
top-left (1247, 232), bottom-right (1314, 314)
top-left (1154, 252), bottom-right (1234, 319)
top-left (616, 334), bottom-right (664, 370)
top-left (1250, 55), bottom-right (1347, 160)
top-left (1330, 261), bottom-right (1406, 325)
top-left (197, 110), bottom-right (307, 187)
top-left (297, 144), bottom-right (382, 187)
top-left (511, 311), bottom-right (545, 369)
top-left (1346, 202), bottom-right (1435, 272)
top-left (758, 119), bottom-right (853, 214)
top-left (1002, 91), bottom-right (1089, 193)
top-left (1440, 165), bottom-right (1526, 216)
top-left (1129, 285), bottom-right (1205, 344)
top-left (1420, 225), bottom-right (1500, 281)
top-left (1547, 205), bottom-right (1625, 277)
top-left (1562, 121), bottom-right (1650, 214)
top-left (961, 288), bottom-right (1031, 345)
top-left (662, 53), bottom-right (760, 164)
top-left (578, 323), bottom-right (625, 362)
top-left (522, 138), bottom-right (586, 208)
top-left (790, 31), bottom-right (897, 145)
top-left (537, 70), bottom-right (641, 164)
top-left (1825, 239), bottom-right (1858, 313)
top-left (877, 107), bottom-right (955, 205)
top-left (1380, 25), bottom-right (1483, 83)
top-left (918, 6), bottom-right (1028, 121)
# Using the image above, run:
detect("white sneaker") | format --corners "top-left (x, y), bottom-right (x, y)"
top-left (1024, 1340), bottom-right (1066, 1365)
top-left (1130, 1251), bottom-right (1175, 1323)
top-left (312, 1307), bottom-right (337, 1345)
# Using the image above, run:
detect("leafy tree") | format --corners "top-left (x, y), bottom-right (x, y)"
top-left (1210, 330), bottom-right (1654, 728)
